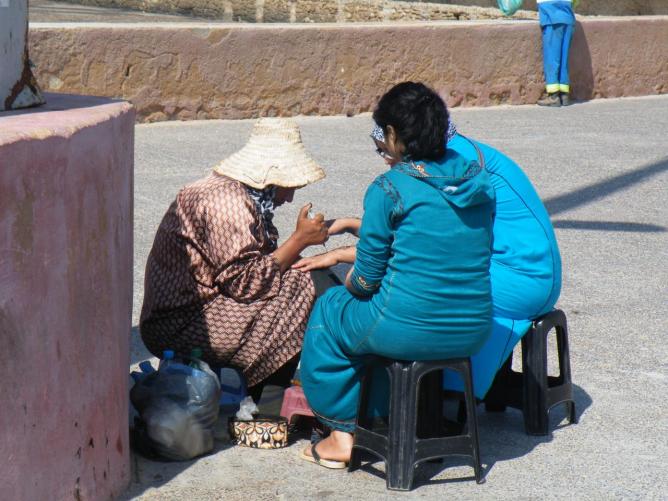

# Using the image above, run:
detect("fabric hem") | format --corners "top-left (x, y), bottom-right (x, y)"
top-left (312, 409), bottom-right (356, 433)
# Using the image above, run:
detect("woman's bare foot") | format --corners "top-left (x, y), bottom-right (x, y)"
top-left (304, 430), bottom-right (354, 463)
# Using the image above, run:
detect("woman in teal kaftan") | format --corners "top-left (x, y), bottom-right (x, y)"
top-left (442, 133), bottom-right (562, 397)
top-left (298, 82), bottom-right (495, 467)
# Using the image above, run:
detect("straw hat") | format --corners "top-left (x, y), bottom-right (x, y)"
top-left (213, 118), bottom-right (326, 189)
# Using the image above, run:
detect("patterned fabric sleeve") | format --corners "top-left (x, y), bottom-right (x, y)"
top-left (349, 175), bottom-right (401, 296)
top-left (177, 181), bottom-right (282, 303)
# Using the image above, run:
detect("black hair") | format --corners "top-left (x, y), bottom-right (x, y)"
top-left (372, 82), bottom-right (449, 161)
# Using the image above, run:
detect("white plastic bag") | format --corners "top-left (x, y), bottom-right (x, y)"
top-left (235, 396), bottom-right (260, 421)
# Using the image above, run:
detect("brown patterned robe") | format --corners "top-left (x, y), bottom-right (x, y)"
top-left (140, 174), bottom-right (315, 387)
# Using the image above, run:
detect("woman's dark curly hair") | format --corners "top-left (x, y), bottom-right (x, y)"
top-left (372, 82), bottom-right (449, 161)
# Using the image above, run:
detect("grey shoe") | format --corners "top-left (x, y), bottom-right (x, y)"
top-left (560, 93), bottom-right (573, 106)
top-left (537, 93), bottom-right (561, 107)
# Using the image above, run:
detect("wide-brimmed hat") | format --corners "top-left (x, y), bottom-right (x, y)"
top-left (213, 118), bottom-right (326, 189)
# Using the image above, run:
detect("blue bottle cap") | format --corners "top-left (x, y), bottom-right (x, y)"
top-left (138, 360), bottom-right (155, 373)
top-left (163, 350), bottom-right (175, 360)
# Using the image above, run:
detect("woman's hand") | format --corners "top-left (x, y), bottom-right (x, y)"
top-left (272, 203), bottom-right (328, 273)
top-left (293, 246), bottom-right (356, 273)
top-left (295, 203), bottom-right (329, 246)
top-left (326, 218), bottom-right (361, 237)
top-left (292, 252), bottom-right (339, 272)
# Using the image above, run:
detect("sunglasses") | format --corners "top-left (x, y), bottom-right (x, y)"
top-left (375, 147), bottom-right (395, 160)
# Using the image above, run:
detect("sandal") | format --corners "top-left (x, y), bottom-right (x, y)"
top-left (299, 443), bottom-right (348, 469)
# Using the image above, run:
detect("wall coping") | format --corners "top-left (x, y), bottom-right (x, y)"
top-left (30, 15), bottom-right (668, 30)
top-left (0, 93), bottom-right (133, 145)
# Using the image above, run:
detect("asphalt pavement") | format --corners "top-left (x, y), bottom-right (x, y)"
top-left (125, 95), bottom-right (668, 500)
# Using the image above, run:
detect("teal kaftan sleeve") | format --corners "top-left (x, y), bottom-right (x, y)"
top-left (349, 175), bottom-right (401, 296)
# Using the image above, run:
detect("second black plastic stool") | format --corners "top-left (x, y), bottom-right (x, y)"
top-left (484, 309), bottom-right (577, 435)
top-left (349, 357), bottom-right (484, 491)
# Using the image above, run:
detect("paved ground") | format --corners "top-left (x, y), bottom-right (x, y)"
top-left (124, 96), bottom-right (668, 500)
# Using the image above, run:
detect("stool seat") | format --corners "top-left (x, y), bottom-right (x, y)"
top-left (350, 357), bottom-right (484, 491)
top-left (484, 309), bottom-right (577, 435)
top-left (279, 385), bottom-right (314, 424)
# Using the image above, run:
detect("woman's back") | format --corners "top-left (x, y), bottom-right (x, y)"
top-left (447, 134), bottom-right (562, 318)
top-left (346, 149), bottom-right (495, 358)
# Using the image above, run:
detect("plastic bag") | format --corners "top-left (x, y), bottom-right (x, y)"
top-left (130, 356), bottom-right (221, 461)
top-left (235, 396), bottom-right (259, 421)
top-left (497, 0), bottom-right (523, 16)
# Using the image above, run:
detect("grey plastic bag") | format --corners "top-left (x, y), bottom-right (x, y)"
top-left (130, 357), bottom-right (221, 461)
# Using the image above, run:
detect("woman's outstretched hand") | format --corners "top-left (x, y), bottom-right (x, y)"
top-left (292, 252), bottom-right (339, 272)
top-left (326, 218), bottom-right (362, 237)
top-left (295, 203), bottom-right (329, 246)
top-left (292, 246), bottom-right (357, 272)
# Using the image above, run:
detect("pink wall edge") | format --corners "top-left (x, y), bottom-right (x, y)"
top-left (0, 93), bottom-right (134, 500)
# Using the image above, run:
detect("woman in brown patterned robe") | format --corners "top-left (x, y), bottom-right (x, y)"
top-left (140, 118), bottom-right (328, 394)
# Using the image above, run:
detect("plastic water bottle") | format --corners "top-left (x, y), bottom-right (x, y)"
top-left (219, 368), bottom-right (248, 415)
top-left (139, 360), bottom-right (156, 374)
top-left (159, 350), bottom-right (175, 370)
top-left (189, 348), bottom-right (203, 369)
top-left (131, 360), bottom-right (157, 383)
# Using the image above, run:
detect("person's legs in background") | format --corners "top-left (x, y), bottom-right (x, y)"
top-left (558, 23), bottom-right (575, 105)
top-left (538, 24), bottom-right (565, 107)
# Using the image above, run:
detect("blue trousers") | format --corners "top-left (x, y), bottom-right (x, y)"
top-left (542, 23), bottom-right (574, 94)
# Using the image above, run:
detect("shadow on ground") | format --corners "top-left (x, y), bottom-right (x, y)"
top-left (122, 383), bottom-right (592, 496)
top-left (552, 220), bottom-right (665, 232)
top-left (130, 326), bottom-right (154, 366)
top-left (354, 383), bottom-right (592, 488)
top-left (544, 156), bottom-right (668, 217)
top-left (121, 440), bottom-right (236, 500)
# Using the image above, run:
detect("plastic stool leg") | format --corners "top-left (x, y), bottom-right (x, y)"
top-left (460, 360), bottom-right (485, 484)
top-left (568, 401), bottom-right (578, 424)
top-left (418, 369), bottom-right (443, 438)
top-left (555, 313), bottom-right (577, 425)
top-left (522, 324), bottom-right (549, 436)
top-left (349, 364), bottom-right (374, 472)
top-left (348, 445), bottom-right (362, 472)
top-left (386, 362), bottom-right (419, 491)
top-left (457, 400), bottom-right (467, 424)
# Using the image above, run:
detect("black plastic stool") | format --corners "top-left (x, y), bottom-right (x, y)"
top-left (484, 309), bottom-right (577, 435)
top-left (349, 357), bottom-right (484, 491)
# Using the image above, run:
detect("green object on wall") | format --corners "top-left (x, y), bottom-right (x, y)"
top-left (497, 0), bottom-right (524, 16)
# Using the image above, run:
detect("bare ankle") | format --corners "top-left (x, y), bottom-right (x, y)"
top-left (330, 430), bottom-right (354, 449)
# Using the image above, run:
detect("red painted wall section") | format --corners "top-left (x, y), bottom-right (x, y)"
top-left (0, 93), bottom-right (134, 500)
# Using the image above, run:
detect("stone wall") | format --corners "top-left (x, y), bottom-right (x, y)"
top-left (60, 0), bottom-right (537, 22)
top-left (424, 1), bottom-right (668, 16)
top-left (0, 94), bottom-right (134, 500)
top-left (57, 0), bottom-right (668, 20)
top-left (29, 17), bottom-right (668, 122)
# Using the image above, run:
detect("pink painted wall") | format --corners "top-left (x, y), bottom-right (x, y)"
top-left (0, 93), bottom-right (134, 500)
